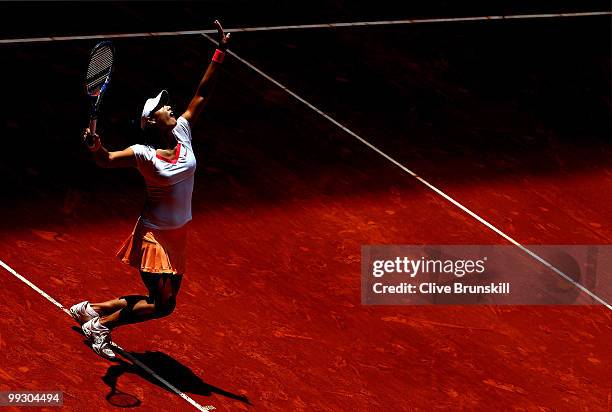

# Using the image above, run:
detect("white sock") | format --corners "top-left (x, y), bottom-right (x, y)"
top-left (85, 302), bottom-right (100, 318)
top-left (91, 317), bottom-right (109, 332)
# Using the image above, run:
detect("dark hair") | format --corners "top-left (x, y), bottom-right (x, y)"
top-left (141, 125), bottom-right (165, 149)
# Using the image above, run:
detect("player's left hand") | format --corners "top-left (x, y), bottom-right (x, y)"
top-left (214, 20), bottom-right (231, 51)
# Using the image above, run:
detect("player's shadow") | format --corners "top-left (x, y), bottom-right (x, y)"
top-left (103, 350), bottom-right (251, 408)
top-left (70, 327), bottom-right (250, 408)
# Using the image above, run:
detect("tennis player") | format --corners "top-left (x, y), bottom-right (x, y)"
top-left (70, 20), bottom-right (231, 359)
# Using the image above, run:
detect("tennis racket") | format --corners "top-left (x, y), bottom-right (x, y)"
top-left (85, 41), bottom-right (115, 138)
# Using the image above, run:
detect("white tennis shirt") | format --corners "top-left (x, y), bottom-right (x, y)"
top-left (131, 116), bottom-right (196, 230)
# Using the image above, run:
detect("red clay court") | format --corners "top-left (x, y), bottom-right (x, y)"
top-left (0, 2), bottom-right (610, 411)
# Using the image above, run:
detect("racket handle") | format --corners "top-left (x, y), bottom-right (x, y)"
top-left (89, 118), bottom-right (97, 136)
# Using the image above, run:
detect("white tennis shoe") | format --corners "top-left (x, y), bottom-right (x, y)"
top-left (82, 317), bottom-right (116, 359)
top-left (69, 301), bottom-right (99, 325)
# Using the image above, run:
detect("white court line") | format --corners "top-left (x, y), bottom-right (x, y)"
top-left (0, 259), bottom-right (215, 412)
top-left (0, 259), bottom-right (69, 313)
top-left (0, 11), bottom-right (610, 44)
top-left (202, 33), bottom-right (612, 311)
top-left (110, 346), bottom-right (215, 412)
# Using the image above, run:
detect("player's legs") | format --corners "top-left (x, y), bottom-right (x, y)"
top-left (99, 272), bottom-right (182, 329)
top-left (90, 298), bottom-right (131, 316)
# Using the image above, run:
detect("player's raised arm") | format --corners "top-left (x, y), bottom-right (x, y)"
top-left (181, 20), bottom-right (231, 126)
top-left (83, 128), bottom-right (136, 168)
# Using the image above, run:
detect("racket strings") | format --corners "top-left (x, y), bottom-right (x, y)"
top-left (87, 54), bottom-right (113, 79)
top-left (88, 46), bottom-right (113, 69)
top-left (86, 46), bottom-right (114, 92)
top-left (87, 71), bottom-right (109, 88)
top-left (87, 57), bottom-right (113, 79)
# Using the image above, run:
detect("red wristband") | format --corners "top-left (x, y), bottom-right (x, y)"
top-left (212, 49), bottom-right (225, 63)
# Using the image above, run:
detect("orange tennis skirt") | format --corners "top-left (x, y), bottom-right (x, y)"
top-left (116, 218), bottom-right (188, 275)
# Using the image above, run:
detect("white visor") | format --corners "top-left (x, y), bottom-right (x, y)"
top-left (140, 89), bottom-right (169, 130)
